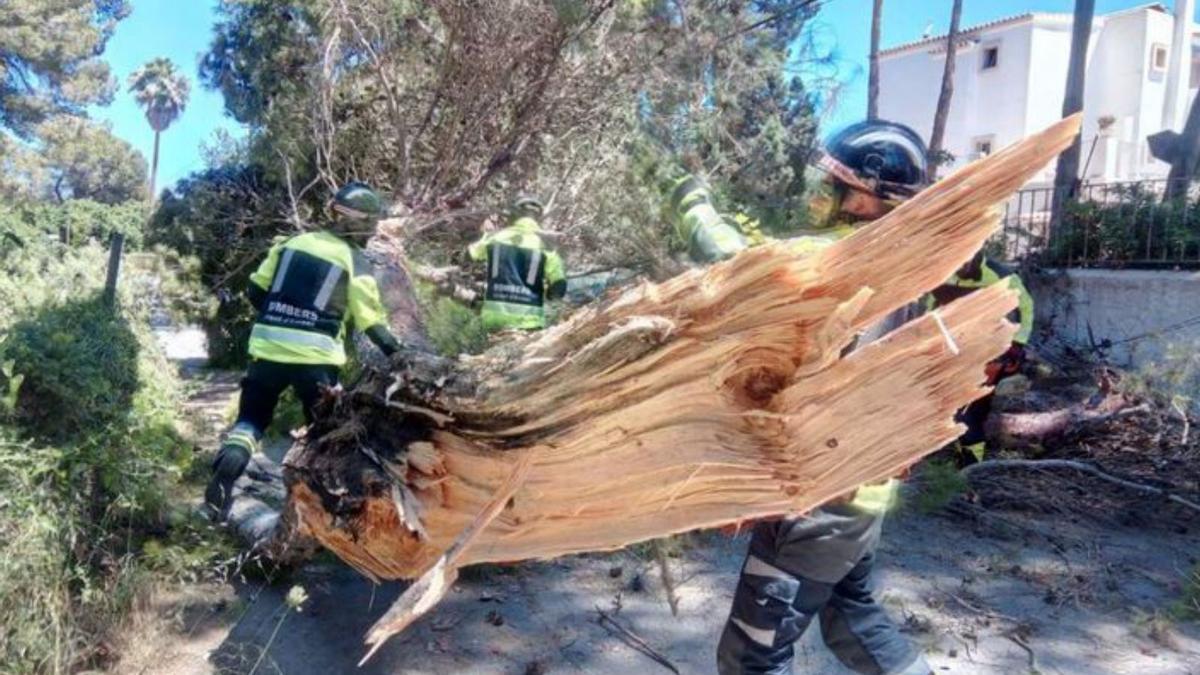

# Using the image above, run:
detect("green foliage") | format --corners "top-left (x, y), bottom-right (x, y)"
top-left (912, 459), bottom-right (968, 513)
top-left (147, 164), bottom-right (294, 365)
top-left (191, 0), bottom-right (824, 280)
top-left (635, 1), bottom-right (821, 234)
top-left (1171, 564), bottom-right (1200, 622)
top-left (1052, 185), bottom-right (1200, 265)
top-left (416, 283), bottom-right (489, 356)
top-left (1, 117), bottom-right (148, 205)
top-left (200, 0), bottom-right (322, 126)
top-left (1123, 342), bottom-right (1200, 416)
top-left (0, 0), bottom-right (130, 138)
top-left (37, 116), bottom-right (149, 203)
top-left (3, 296), bottom-right (141, 441)
top-left (0, 232), bottom-right (218, 672)
top-left (0, 198), bottom-right (145, 250)
top-left (0, 358), bottom-right (23, 414)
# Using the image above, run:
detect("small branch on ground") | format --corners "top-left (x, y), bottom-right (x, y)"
top-left (1171, 397), bottom-right (1190, 446)
top-left (653, 540), bottom-right (681, 618)
top-left (595, 607), bottom-right (680, 674)
top-left (962, 459), bottom-right (1200, 514)
top-left (933, 585), bottom-right (1021, 625)
top-left (1004, 628), bottom-right (1038, 673)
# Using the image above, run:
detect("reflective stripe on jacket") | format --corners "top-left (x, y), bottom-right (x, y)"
top-left (670, 175), bottom-right (748, 263)
top-left (247, 231), bottom-right (390, 365)
top-left (468, 217), bottom-right (566, 331)
top-left (930, 258), bottom-right (1035, 345)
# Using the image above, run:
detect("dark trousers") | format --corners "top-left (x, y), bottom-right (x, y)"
top-left (235, 359), bottom-right (340, 433)
top-left (717, 508), bottom-right (927, 675)
top-left (211, 360), bottom-right (339, 490)
top-left (957, 393), bottom-right (992, 447)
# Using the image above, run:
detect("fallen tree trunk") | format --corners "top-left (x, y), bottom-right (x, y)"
top-left (263, 115), bottom-right (1081, 655)
top-left (986, 395), bottom-right (1148, 446)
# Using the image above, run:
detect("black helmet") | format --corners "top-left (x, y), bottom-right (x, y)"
top-left (332, 181), bottom-right (386, 221)
top-left (512, 194), bottom-right (545, 218)
top-left (823, 121), bottom-right (929, 197)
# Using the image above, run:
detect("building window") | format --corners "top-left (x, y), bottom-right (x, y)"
top-left (1151, 43), bottom-right (1168, 74)
top-left (981, 45), bottom-right (1000, 70)
top-left (973, 136), bottom-right (995, 159)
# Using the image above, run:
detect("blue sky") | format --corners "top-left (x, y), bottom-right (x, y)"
top-left (92, 1), bottom-right (1188, 190)
top-left (91, 0), bottom-right (242, 190)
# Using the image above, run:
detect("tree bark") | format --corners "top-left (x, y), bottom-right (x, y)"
top-left (927, 0), bottom-right (963, 182)
top-left (1165, 89), bottom-right (1200, 200)
top-left (985, 395), bottom-right (1146, 446)
top-left (103, 232), bottom-right (124, 307)
top-left (248, 117), bottom-right (1081, 658)
top-left (148, 130), bottom-right (161, 205)
top-left (1050, 0), bottom-right (1095, 224)
top-left (868, 0), bottom-right (884, 120)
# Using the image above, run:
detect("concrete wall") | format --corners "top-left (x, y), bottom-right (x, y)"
top-left (1031, 268), bottom-right (1200, 367)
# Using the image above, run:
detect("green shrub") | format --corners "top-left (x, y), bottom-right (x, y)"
top-left (0, 199), bottom-right (145, 249)
top-left (1051, 184), bottom-right (1200, 265)
top-left (4, 297), bottom-right (142, 440)
top-left (1172, 564), bottom-right (1200, 622)
top-left (911, 459), bottom-right (968, 513)
top-left (416, 282), bottom-right (489, 356)
top-left (0, 224), bottom-right (218, 672)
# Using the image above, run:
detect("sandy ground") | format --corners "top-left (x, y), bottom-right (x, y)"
top-left (116, 331), bottom-right (1200, 675)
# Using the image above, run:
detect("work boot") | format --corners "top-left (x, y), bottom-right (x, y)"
top-left (205, 443), bottom-right (252, 521)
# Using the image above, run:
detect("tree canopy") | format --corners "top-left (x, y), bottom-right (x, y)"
top-left (191, 0), bottom-right (828, 277)
top-left (128, 58), bottom-right (191, 133)
top-left (0, 0), bottom-right (130, 139)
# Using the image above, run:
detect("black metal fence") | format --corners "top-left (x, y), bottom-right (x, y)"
top-left (993, 178), bottom-right (1200, 268)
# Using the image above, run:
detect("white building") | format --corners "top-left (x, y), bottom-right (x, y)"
top-left (878, 2), bottom-right (1199, 184)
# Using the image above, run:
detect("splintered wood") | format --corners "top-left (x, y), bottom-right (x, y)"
top-left (276, 115), bottom-right (1081, 654)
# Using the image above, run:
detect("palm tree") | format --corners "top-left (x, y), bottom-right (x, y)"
top-left (127, 58), bottom-right (190, 202)
top-left (106, 58), bottom-right (190, 306)
top-left (107, 57), bottom-right (189, 305)
top-left (927, 0), bottom-right (964, 182)
top-left (868, 0), bottom-right (884, 120)
top-left (1050, 0), bottom-right (1095, 224)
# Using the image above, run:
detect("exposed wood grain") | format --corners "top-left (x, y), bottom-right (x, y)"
top-left (263, 116), bottom-right (1082, 656)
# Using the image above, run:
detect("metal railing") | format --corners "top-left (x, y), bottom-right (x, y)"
top-left (993, 178), bottom-right (1200, 268)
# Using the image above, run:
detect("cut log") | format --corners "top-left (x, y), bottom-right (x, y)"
top-left (268, 115), bottom-right (1081, 655)
top-left (985, 395), bottom-right (1147, 445)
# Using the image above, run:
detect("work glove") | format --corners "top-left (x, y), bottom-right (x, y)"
top-left (984, 343), bottom-right (1026, 386)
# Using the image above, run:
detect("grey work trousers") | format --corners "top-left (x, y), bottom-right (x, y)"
top-left (716, 505), bottom-right (929, 675)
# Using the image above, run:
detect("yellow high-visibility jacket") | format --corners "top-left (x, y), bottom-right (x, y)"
top-left (671, 175), bottom-right (748, 263)
top-left (246, 231), bottom-right (393, 366)
top-left (468, 217), bottom-right (566, 331)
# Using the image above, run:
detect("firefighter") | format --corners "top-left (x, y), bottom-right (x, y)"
top-left (467, 195), bottom-right (567, 331)
top-left (715, 121), bottom-right (934, 675)
top-left (929, 251), bottom-right (1035, 462)
top-left (669, 172), bottom-right (749, 263)
top-left (204, 181), bottom-right (403, 519)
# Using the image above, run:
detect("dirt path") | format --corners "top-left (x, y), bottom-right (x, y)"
top-left (117, 330), bottom-right (1200, 675)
